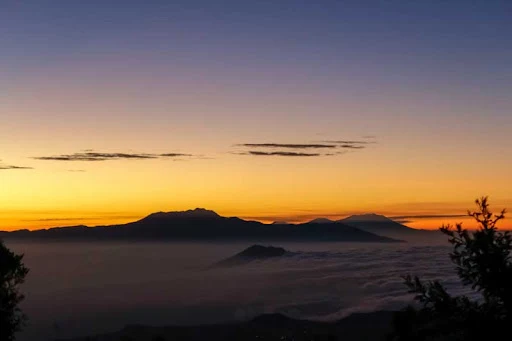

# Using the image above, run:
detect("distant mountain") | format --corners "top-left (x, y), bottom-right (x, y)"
top-left (307, 218), bottom-right (335, 224)
top-left (272, 221), bottom-right (289, 225)
top-left (341, 213), bottom-right (410, 229)
top-left (0, 209), bottom-right (401, 243)
top-left (339, 213), bottom-right (431, 239)
top-left (141, 208), bottom-right (220, 220)
top-left (215, 245), bottom-right (288, 267)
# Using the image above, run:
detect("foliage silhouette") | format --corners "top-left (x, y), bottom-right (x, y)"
top-left (0, 239), bottom-right (29, 341)
top-left (391, 197), bottom-right (512, 340)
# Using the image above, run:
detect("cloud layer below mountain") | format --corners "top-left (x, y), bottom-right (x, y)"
top-left (9, 240), bottom-right (472, 341)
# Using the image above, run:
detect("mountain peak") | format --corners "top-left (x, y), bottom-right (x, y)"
top-left (215, 245), bottom-right (288, 267)
top-left (143, 208), bottom-right (220, 220)
top-left (342, 213), bottom-right (393, 223)
top-left (185, 208), bottom-right (220, 217)
top-left (339, 213), bottom-right (413, 237)
top-left (237, 245), bottom-right (287, 258)
top-left (272, 221), bottom-right (289, 225)
top-left (308, 218), bottom-right (335, 224)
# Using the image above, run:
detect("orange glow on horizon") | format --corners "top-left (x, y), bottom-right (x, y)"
top-left (1, 203), bottom-right (509, 232)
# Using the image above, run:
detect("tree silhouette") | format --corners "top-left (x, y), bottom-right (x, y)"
top-left (0, 239), bottom-right (29, 341)
top-left (391, 197), bottom-right (512, 340)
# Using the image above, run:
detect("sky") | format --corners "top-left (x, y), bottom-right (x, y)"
top-left (1, 0), bottom-right (511, 230)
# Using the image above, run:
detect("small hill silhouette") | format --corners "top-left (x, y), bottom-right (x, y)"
top-left (271, 221), bottom-right (289, 225)
top-left (307, 218), bottom-right (335, 224)
top-left (215, 245), bottom-right (288, 267)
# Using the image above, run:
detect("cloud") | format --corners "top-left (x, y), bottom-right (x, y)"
top-left (244, 151), bottom-right (322, 157)
top-left (339, 144), bottom-right (365, 149)
top-left (0, 165), bottom-right (33, 170)
top-left (34, 151), bottom-right (196, 162)
top-left (237, 143), bottom-right (336, 149)
top-left (160, 153), bottom-right (193, 157)
top-left (390, 214), bottom-right (467, 220)
top-left (22, 218), bottom-right (99, 222)
top-left (393, 219), bottom-right (412, 224)
top-left (235, 139), bottom-right (372, 157)
top-left (34, 152), bottom-right (157, 161)
top-left (21, 215), bottom-right (138, 222)
top-left (322, 140), bottom-right (372, 145)
top-left (67, 170), bottom-right (86, 173)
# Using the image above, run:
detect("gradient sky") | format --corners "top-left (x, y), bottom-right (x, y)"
top-left (1, 0), bottom-right (511, 230)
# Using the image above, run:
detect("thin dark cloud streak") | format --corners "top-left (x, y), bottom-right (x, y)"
top-left (322, 140), bottom-right (373, 145)
top-left (390, 214), bottom-right (467, 220)
top-left (0, 165), bottom-right (33, 170)
top-left (235, 139), bottom-right (372, 157)
top-left (340, 144), bottom-right (365, 149)
top-left (160, 153), bottom-right (193, 157)
top-left (21, 215), bottom-right (139, 222)
top-left (237, 143), bottom-right (337, 149)
top-left (394, 220), bottom-right (412, 224)
top-left (34, 152), bottom-right (195, 162)
top-left (245, 151), bottom-right (322, 157)
top-left (34, 152), bottom-right (156, 161)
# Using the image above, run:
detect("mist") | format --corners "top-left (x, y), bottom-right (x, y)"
top-left (6, 240), bottom-right (470, 341)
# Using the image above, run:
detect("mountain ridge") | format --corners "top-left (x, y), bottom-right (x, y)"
top-left (140, 208), bottom-right (221, 221)
top-left (307, 218), bottom-right (335, 224)
top-left (338, 213), bottom-right (436, 240)
top-left (339, 213), bottom-right (397, 223)
top-left (0, 209), bottom-right (402, 243)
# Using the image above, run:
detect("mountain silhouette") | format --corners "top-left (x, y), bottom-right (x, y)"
top-left (339, 213), bottom-right (432, 240)
top-left (307, 218), bottom-right (335, 224)
top-left (341, 213), bottom-right (410, 229)
top-left (215, 245), bottom-right (288, 267)
top-left (0, 209), bottom-right (401, 243)
top-left (141, 208), bottom-right (221, 221)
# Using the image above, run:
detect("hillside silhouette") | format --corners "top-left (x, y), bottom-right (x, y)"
top-left (0, 209), bottom-right (401, 243)
top-left (214, 245), bottom-right (288, 267)
top-left (339, 214), bottom-right (435, 240)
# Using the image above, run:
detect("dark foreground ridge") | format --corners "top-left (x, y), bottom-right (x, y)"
top-left (214, 245), bottom-right (288, 267)
top-left (0, 209), bottom-right (402, 243)
top-left (62, 311), bottom-right (395, 341)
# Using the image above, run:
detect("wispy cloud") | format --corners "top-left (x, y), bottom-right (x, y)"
top-left (235, 138), bottom-right (374, 157)
top-left (34, 152), bottom-right (156, 161)
top-left (0, 160), bottom-right (33, 170)
top-left (34, 151), bottom-right (196, 162)
top-left (244, 151), bottom-right (322, 157)
top-left (321, 140), bottom-right (373, 145)
top-left (21, 215), bottom-right (138, 222)
top-left (339, 144), bottom-right (366, 149)
top-left (393, 219), bottom-right (413, 224)
top-left (160, 153), bottom-right (193, 157)
top-left (390, 214), bottom-right (467, 220)
top-left (237, 143), bottom-right (336, 149)
top-left (0, 165), bottom-right (33, 170)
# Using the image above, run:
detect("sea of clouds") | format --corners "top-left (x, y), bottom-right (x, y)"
top-left (7, 240), bottom-right (476, 341)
